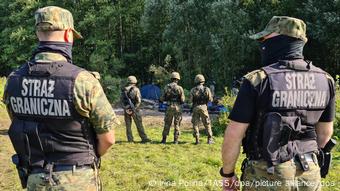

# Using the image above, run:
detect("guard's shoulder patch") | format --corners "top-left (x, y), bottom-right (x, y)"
top-left (243, 69), bottom-right (267, 87)
top-left (90, 71), bottom-right (101, 80)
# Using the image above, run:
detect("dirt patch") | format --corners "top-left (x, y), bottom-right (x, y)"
top-left (0, 110), bottom-right (18, 189)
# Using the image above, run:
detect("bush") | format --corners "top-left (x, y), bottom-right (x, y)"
top-left (212, 87), bottom-right (237, 137)
top-left (101, 74), bottom-right (122, 104)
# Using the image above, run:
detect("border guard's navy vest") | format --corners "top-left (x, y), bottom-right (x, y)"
top-left (6, 61), bottom-right (97, 168)
top-left (244, 59), bottom-right (330, 165)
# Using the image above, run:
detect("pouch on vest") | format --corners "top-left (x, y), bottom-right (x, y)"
top-left (8, 119), bottom-right (45, 167)
top-left (262, 112), bottom-right (307, 165)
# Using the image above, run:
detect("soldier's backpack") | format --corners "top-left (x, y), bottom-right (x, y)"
top-left (164, 83), bottom-right (181, 103)
top-left (192, 86), bottom-right (208, 105)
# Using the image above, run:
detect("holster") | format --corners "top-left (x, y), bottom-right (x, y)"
top-left (261, 112), bottom-right (317, 167)
top-left (318, 139), bottom-right (336, 178)
top-left (8, 119), bottom-right (44, 188)
top-left (12, 154), bottom-right (29, 189)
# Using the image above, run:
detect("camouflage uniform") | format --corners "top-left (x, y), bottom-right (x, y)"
top-left (4, 6), bottom-right (119, 191)
top-left (160, 72), bottom-right (185, 144)
top-left (242, 156), bottom-right (321, 191)
top-left (121, 77), bottom-right (150, 143)
top-left (190, 74), bottom-right (213, 144)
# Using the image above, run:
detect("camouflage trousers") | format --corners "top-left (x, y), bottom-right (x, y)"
top-left (191, 105), bottom-right (213, 138)
top-left (124, 109), bottom-right (148, 142)
top-left (27, 168), bottom-right (100, 191)
top-left (162, 104), bottom-right (182, 137)
top-left (241, 155), bottom-right (321, 191)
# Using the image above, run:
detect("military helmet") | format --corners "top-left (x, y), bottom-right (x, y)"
top-left (127, 76), bottom-right (137, 84)
top-left (249, 16), bottom-right (307, 42)
top-left (35, 6), bottom-right (83, 39)
top-left (171, 72), bottom-right (180, 80)
top-left (195, 74), bottom-right (205, 83)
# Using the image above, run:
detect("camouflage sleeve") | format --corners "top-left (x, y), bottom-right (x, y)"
top-left (135, 87), bottom-right (142, 108)
top-left (74, 71), bottom-right (119, 134)
top-left (180, 86), bottom-right (185, 103)
top-left (159, 85), bottom-right (167, 102)
top-left (206, 87), bottom-right (213, 102)
top-left (189, 88), bottom-right (194, 103)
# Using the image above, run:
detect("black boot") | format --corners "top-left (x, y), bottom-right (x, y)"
top-left (141, 138), bottom-right (151, 143)
top-left (195, 137), bottom-right (200, 145)
top-left (207, 137), bottom-right (214, 144)
top-left (161, 136), bottom-right (167, 144)
top-left (174, 136), bottom-right (179, 144)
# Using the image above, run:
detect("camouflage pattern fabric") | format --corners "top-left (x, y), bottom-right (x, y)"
top-left (124, 108), bottom-right (148, 142)
top-left (190, 84), bottom-right (213, 138)
top-left (162, 104), bottom-right (182, 137)
top-left (241, 156), bottom-right (321, 191)
top-left (191, 105), bottom-right (213, 138)
top-left (160, 82), bottom-right (185, 104)
top-left (27, 168), bottom-right (99, 191)
top-left (35, 6), bottom-right (82, 39)
top-left (35, 52), bottom-right (119, 134)
top-left (121, 85), bottom-right (149, 142)
top-left (249, 16), bottom-right (307, 42)
top-left (161, 82), bottom-right (185, 138)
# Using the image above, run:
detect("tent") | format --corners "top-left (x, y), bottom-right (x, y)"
top-left (141, 84), bottom-right (161, 100)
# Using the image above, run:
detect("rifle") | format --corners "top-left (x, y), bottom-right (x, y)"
top-left (124, 90), bottom-right (136, 115)
top-left (318, 139), bottom-right (337, 178)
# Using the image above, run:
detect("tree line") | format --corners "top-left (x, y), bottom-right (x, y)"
top-left (0, 0), bottom-right (339, 101)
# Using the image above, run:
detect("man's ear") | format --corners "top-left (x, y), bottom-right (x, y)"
top-left (64, 29), bottom-right (74, 43)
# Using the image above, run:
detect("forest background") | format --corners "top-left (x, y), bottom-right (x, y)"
top-left (0, 1), bottom-right (340, 190)
top-left (1, 0), bottom-right (339, 134)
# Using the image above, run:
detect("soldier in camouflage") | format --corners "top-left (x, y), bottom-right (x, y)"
top-left (220, 16), bottom-right (335, 191)
top-left (160, 72), bottom-right (185, 144)
top-left (190, 74), bottom-right (214, 145)
top-left (3, 6), bottom-right (119, 191)
top-left (121, 76), bottom-right (151, 143)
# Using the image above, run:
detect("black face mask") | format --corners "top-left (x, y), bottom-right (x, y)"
top-left (259, 35), bottom-right (305, 66)
top-left (32, 41), bottom-right (73, 63)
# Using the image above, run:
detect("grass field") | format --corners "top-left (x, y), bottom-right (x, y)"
top-left (0, 111), bottom-right (340, 191)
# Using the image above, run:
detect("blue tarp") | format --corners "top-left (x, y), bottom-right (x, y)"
top-left (141, 84), bottom-right (161, 100)
top-left (159, 102), bottom-right (229, 114)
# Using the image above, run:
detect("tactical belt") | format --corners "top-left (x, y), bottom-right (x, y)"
top-left (301, 153), bottom-right (315, 163)
top-left (31, 164), bottom-right (93, 174)
top-left (290, 129), bottom-right (317, 141)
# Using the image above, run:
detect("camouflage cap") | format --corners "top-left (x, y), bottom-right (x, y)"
top-left (249, 16), bottom-right (307, 42)
top-left (35, 6), bottom-right (83, 39)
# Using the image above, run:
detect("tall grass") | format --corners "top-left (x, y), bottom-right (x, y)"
top-left (0, 77), bottom-right (6, 108)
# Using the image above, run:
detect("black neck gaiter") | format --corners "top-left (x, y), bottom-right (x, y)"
top-left (259, 35), bottom-right (305, 66)
top-left (32, 41), bottom-right (73, 63)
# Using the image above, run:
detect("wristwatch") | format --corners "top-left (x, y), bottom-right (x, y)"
top-left (219, 168), bottom-right (235, 178)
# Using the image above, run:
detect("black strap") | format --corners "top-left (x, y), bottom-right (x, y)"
top-left (31, 164), bottom-right (93, 174)
top-left (290, 129), bottom-right (317, 141)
